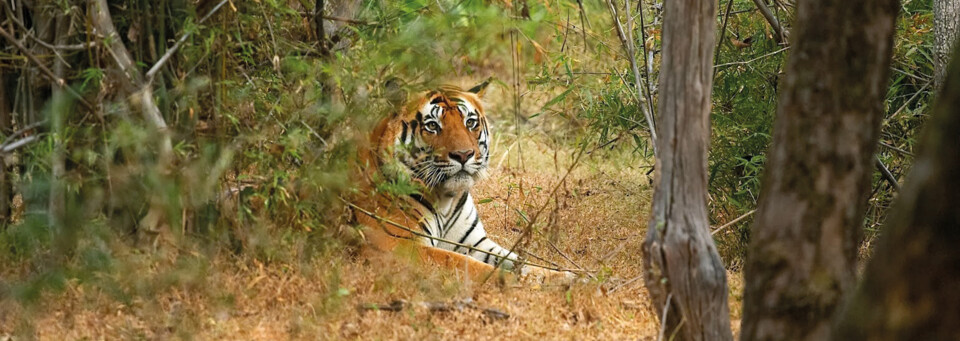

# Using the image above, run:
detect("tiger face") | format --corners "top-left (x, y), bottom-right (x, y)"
top-left (393, 84), bottom-right (491, 196)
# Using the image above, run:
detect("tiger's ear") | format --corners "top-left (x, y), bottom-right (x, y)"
top-left (467, 78), bottom-right (492, 98)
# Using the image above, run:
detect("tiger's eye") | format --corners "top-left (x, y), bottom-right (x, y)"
top-left (466, 118), bottom-right (478, 130)
top-left (425, 122), bottom-right (441, 133)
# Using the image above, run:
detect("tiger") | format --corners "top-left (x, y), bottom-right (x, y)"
top-left (352, 80), bottom-right (572, 283)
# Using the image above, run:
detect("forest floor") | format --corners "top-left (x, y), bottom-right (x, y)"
top-left (1, 136), bottom-right (744, 339)
top-left (0, 82), bottom-right (745, 338)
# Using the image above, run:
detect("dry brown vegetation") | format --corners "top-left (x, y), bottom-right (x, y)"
top-left (0, 131), bottom-right (742, 340)
top-left (0, 133), bottom-right (745, 339)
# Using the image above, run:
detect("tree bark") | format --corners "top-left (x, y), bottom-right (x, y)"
top-left (935, 0), bottom-right (960, 90)
top-left (314, 0), bottom-right (328, 55)
top-left (0, 68), bottom-right (10, 226)
top-left (739, 1), bottom-right (899, 340)
top-left (830, 38), bottom-right (960, 341)
top-left (641, 1), bottom-right (731, 340)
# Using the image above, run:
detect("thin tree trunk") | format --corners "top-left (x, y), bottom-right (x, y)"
top-left (831, 37), bottom-right (960, 341)
top-left (0, 69), bottom-right (10, 226)
top-left (739, 0), bottom-right (899, 340)
top-left (935, 0), bottom-right (960, 90)
top-left (49, 6), bottom-right (68, 231)
top-left (314, 0), bottom-right (327, 55)
top-left (641, 0), bottom-right (731, 340)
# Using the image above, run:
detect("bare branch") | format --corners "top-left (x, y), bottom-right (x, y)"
top-left (752, 0), bottom-right (789, 44)
top-left (89, 0), bottom-right (172, 157)
top-left (714, 47), bottom-right (789, 69)
top-left (607, 0), bottom-right (658, 157)
top-left (711, 209), bottom-right (757, 235)
top-left (344, 199), bottom-right (580, 273)
top-left (879, 141), bottom-right (913, 157)
top-left (0, 26), bottom-right (94, 111)
top-left (145, 0), bottom-right (229, 82)
top-left (874, 156), bottom-right (900, 191)
top-left (0, 135), bottom-right (37, 154)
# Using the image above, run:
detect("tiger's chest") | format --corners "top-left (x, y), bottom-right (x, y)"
top-left (406, 191), bottom-right (479, 248)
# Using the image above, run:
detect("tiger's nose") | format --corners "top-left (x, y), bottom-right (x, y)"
top-left (448, 150), bottom-right (475, 164)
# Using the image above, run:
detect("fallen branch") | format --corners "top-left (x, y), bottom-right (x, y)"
top-left (608, 273), bottom-right (643, 293)
top-left (711, 209), bottom-right (757, 235)
top-left (357, 299), bottom-right (510, 320)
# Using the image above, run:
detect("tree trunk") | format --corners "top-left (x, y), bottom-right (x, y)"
top-left (739, 1), bottom-right (899, 340)
top-left (641, 1), bottom-right (731, 340)
top-left (935, 0), bottom-right (960, 90)
top-left (48, 7), bottom-right (68, 231)
top-left (831, 37), bottom-right (960, 341)
top-left (0, 69), bottom-right (11, 226)
top-left (314, 0), bottom-right (327, 55)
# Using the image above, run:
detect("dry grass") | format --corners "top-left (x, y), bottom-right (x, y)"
top-left (1, 126), bottom-right (744, 340)
top-left (0, 82), bottom-right (742, 340)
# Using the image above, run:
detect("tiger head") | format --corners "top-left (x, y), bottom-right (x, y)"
top-left (391, 81), bottom-right (492, 196)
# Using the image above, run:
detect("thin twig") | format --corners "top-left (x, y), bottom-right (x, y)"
top-left (879, 141), bottom-right (913, 157)
top-left (885, 81), bottom-right (930, 124)
top-left (484, 146), bottom-right (588, 283)
top-left (608, 273), bottom-right (643, 293)
top-left (711, 209), bottom-right (757, 235)
top-left (752, 0), bottom-right (788, 44)
top-left (714, 47), bottom-right (789, 69)
top-left (0, 26), bottom-right (94, 111)
top-left (145, 0), bottom-right (229, 82)
top-left (0, 135), bottom-right (38, 154)
top-left (874, 156), bottom-right (900, 191)
top-left (656, 293), bottom-right (673, 341)
top-left (2, 119), bottom-right (47, 145)
top-left (322, 15), bottom-right (376, 26)
top-left (714, 0), bottom-right (736, 75)
top-left (343, 199), bottom-right (580, 273)
top-left (607, 0), bottom-right (658, 157)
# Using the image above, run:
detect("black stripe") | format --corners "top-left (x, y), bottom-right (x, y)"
top-left (410, 193), bottom-right (442, 233)
top-left (472, 236), bottom-right (487, 248)
top-left (418, 221), bottom-right (435, 246)
top-left (409, 194), bottom-right (434, 213)
top-left (453, 213), bottom-right (480, 252)
top-left (418, 221), bottom-right (432, 236)
top-left (484, 247), bottom-right (497, 264)
top-left (458, 214), bottom-right (480, 245)
top-left (430, 96), bottom-right (444, 104)
top-left (416, 111), bottom-right (423, 123)
top-left (445, 193), bottom-right (469, 232)
top-left (400, 121), bottom-right (408, 143)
